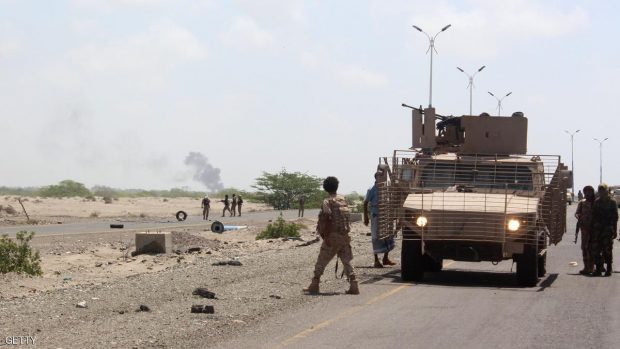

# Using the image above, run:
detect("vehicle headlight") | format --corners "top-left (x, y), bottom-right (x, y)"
top-left (507, 219), bottom-right (520, 231)
top-left (416, 216), bottom-right (428, 227)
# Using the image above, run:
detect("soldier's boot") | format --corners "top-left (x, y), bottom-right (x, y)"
top-left (593, 264), bottom-right (604, 277)
top-left (383, 256), bottom-right (396, 266)
top-left (303, 277), bottom-right (320, 295)
top-left (605, 263), bottom-right (612, 277)
top-left (345, 277), bottom-right (360, 295)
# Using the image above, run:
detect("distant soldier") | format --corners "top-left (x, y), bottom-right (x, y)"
top-left (237, 196), bottom-right (243, 217)
top-left (231, 194), bottom-right (238, 217)
top-left (201, 195), bottom-right (211, 221)
top-left (590, 184), bottom-right (619, 276)
top-left (221, 195), bottom-right (231, 217)
top-left (575, 186), bottom-right (594, 275)
top-left (303, 176), bottom-right (358, 295)
top-left (364, 170), bottom-right (395, 268)
top-left (577, 190), bottom-right (584, 202)
top-left (298, 195), bottom-right (306, 217)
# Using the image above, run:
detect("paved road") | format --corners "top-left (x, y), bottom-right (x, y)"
top-left (215, 206), bottom-right (620, 349)
top-left (0, 209), bottom-right (319, 237)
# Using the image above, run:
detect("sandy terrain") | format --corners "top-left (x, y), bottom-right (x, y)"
top-left (0, 204), bottom-right (390, 349)
top-left (0, 196), bottom-right (271, 225)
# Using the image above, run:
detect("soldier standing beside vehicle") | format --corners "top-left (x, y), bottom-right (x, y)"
top-left (221, 195), bottom-right (231, 217)
top-left (575, 186), bottom-right (595, 275)
top-left (201, 196), bottom-right (211, 221)
top-left (590, 184), bottom-right (619, 277)
top-left (303, 176), bottom-right (359, 295)
top-left (298, 195), bottom-right (306, 217)
top-left (237, 196), bottom-right (243, 217)
top-left (364, 170), bottom-right (395, 268)
top-left (578, 190), bottom-right (584, 202)
top-left (231, 194), bottom-right (238, 217)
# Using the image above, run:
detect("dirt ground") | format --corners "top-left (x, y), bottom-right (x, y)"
top-left (0, 202), bottom-right (396, 349)
top-left (0, 195), bottom-right (272, 225)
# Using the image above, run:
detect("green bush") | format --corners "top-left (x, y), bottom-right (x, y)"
top-left (0, 231), bottom-right (43, 276)
top-left (39, 180), bottom-right (91, 198)
top-left (256, 214), bottom-right (301, 240)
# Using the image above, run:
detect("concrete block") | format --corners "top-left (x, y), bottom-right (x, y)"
top-left (135, 232), bottom-right (172, 255)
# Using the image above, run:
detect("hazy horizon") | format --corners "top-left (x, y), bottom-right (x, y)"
top-left (1, 1), bottom-right (618, 194)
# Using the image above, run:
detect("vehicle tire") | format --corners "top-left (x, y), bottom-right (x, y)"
top-left (401, 239), bottom-right (424, 281)
top-left (422, 254), bottom-right (443, 272)
top-left (516, 244), bottom-right (538, 287)
top-left (176, 210), bottom-right (188, 221)
top-left (537, 253), bottom-right (547, 277)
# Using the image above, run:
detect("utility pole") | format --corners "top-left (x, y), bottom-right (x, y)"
top-left (564, 129), bottom-right (580, 189)
top-left (412, 24), bottom-right (451, 107)
top-left (594, 137), bottom-right (608, 184)
top-left (488, 91), bottom-right (512, 116)
top-left (457, 65), bottom-right (486, 115)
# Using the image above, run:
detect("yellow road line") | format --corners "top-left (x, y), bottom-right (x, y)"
top-left (274, 260), bottom-right (457, 349)
top-left (274, 284), bottom-right (409, 349)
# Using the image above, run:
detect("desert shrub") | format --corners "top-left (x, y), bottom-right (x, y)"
top-left (0, 231), bottom-right (43, 276)
top-left (139, 213), bottom-right (147, 218)
top-left (102, 196), bottom-right (113, 204)
top-left (91, 185), bottom-right (120, 199)
top-left (89, 211), bottom-right (100, 218)
top-left (256, 214), bottom-right (301, 240)
top-left (85, 195), bottom-right (96, 202)
top-left (162, 198), bottom-right (168, 202)
top-left (38, 180), bottom-right (91, 198)
top-left (4, 205), bottom-right (17, 215)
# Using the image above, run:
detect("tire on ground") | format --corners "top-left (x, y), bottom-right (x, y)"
top-left (401, 238), bottom-right (424, 281)
top-left (176, 210), bottom-right (188, 221)
top-left (516, 244), bottom-right (539, 287)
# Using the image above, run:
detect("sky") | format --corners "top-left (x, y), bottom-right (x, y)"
top-left (1, 0), bottom-right (618, 194)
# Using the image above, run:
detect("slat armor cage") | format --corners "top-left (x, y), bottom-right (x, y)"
top-left (376, 150), bottom-right (568, 247)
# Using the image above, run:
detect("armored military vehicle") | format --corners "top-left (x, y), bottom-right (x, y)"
top-left (375, 106), bottom-right (571, 286)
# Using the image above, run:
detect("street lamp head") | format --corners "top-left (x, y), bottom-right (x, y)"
top-left (412, 25), bottom-right (423, 32)
top-left (478, 65), bottom-right (486, 72)
top-left (488, 91), bottom-right (495, 96)
top-left (457, 67), bottom-right (464, 72)
top-left (506, 92), bottom-right (512, 97)
top-left (441, 24), bottom-right (452, 31)
top-left (575, 129), bottom-right (580, 133)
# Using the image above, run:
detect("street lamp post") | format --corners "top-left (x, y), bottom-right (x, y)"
top-left (412, 24), bottom-right (451, 108)
top-left (594, 137), bottom-right (608, 185)
top-left (457, 65), bottom-right (486, 115)
top-left (488, 91), bottom-right (512, 116)
top-left (564, 129), bottom-right (580, 189)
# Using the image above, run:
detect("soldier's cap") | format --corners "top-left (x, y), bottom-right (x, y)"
top-left (374, 170), bottom-right (384, 178)
top-left (598, 183), bottom-right (609, 191)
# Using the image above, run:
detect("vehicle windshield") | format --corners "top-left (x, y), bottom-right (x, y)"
top-left (419, 162), bottom-right (534, 191)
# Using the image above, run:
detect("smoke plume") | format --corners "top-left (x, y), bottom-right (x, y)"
top-left (184, 152), bottom-right (224, 192)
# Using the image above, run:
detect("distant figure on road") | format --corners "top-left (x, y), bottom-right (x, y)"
top-left (590, 184), bottom-right (619, 276)
top-left (237, 196), bottom-right (243, 217)
top-left (201, 196), bottom-right (211, 221)
top-left (577, 190), bottom-right (584, 201)
top-left (575, 186), bottom-right (595, 275)
top-left (231, 194), bottom-right (238, 217)
top-left (364, 170), bottom-right (395, 268)
top-left (298, 195), bottom-right (306, 217)
top-left (221, 195), bottom-right (231, 217)
top-left (304, 176), bottom-right (358, 295)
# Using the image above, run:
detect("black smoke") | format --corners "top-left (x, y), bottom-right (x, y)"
top-left (184, 152), bottom-right (224, 192)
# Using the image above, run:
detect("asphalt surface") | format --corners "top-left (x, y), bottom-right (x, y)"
top-left (214, 205), bottom-right (620, 349)
top-left (0, 209), bottom-right (319, 237)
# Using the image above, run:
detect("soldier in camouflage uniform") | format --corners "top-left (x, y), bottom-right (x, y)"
top-left (590, 184), bottom-right (619, 277)
top-left (575, 186), bottom-right (595, 275)
top-left (303, 176), bottom-right (359, 295)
